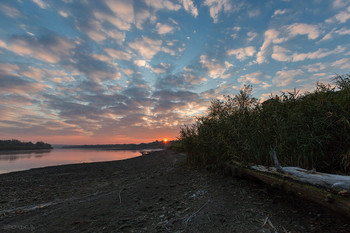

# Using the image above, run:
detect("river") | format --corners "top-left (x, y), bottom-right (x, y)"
top-left (0, 148), bottom-right (147, 174)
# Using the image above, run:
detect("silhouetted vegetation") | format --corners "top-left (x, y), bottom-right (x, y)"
top-left (62, 140), bottom-right (169, 150)
top-left (177, 74), bottom-right (350, 174)
top-left (0, 139), bottom-right (52, 150)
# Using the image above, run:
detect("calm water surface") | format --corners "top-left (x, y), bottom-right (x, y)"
top-left (0, 149), bottom-right (143, 174)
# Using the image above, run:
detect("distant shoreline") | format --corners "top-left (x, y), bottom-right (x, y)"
top-left (0, 139), bottom-right (52, 151)
top-left (61, 140), bottom-right (169, 150)
top-left (60, 147), bottom-right (164, 151)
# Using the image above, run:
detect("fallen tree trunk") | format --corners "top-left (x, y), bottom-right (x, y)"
top-left (269, 150), bottom-right (350, 192)
top-left (225, 161), bottom-right (350, 218)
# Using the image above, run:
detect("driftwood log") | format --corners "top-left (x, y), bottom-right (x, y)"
top-left (225, 152), bottom-right (350, 218)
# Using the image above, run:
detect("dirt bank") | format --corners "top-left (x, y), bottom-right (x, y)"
top-left (0, 150), bottom-right (348, 232)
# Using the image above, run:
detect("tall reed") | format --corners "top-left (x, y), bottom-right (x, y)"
top-left (177, 75), bottom-right (350, 174)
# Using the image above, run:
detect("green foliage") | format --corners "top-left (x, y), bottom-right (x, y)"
top-left (178, 75), bottom-right (350, 174)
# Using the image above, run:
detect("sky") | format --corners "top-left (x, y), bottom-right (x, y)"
top-left (0, 0), bottom-right (350, 145)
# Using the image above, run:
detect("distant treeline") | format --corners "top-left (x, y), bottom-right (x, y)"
top-left (176, 74), bottom-right (350, 174)
top-left (0, 139), bottom-right (53, 150)
top-left (62, 140), bottom-right (169, 150)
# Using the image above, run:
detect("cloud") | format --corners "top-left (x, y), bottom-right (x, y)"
top-left (180, 0), bottom-right (198, 17)
top-left (152, 62), bottom-right (171, 74)
top-left (238, 72), bottom-right (262, 84)
top-left (70, 50), bottom-right (120, 82)
top-left (121, 68), bottom-right (134, 76)
top-left (336, 27), bottom-right (350, 35)
top-left (87, 70), bottom-right (121, 82)
top-left (135, 9), bottom-right (155, 30)
top-left (27, 78), bottom-right (191, 142)
top-left (320, 30), bottom-right (334, 41)
top-left (260, 82), bottom-right (272, 89)
top-left (0, 63), bottom-right (19, 74)
top-left (5, 34), bottom-right (75, 63)
top-left (143, 0), bottom-right (181, 11)
top-left (247, 31), bottom-right (258, 42)
top-left (256, 29), bottom-right (279, 64)
top-left (272, 45), bottom-right (345, 62)
top-left (58, 10), bottom-right (69, 18)
top-left (161, 39), bottom-right (186, 56)
top-left (257, 23), bottom-right (320, 63)
top-left (81, 20), bottom-right (107, 42)
top-left (92, 54), bottom-right (111, 63)
top-left (0, 40), bottom-right (6, 49)
top-left (287, 23), bottom-right (320, 40)
top-left (203, 0), bottom-right (235, 23)
top-left (0, 4), bottom-right (21, 18)
top-left (32, 0), bottom-right (49, 9)
top-left (152, 68), bottom-right (166, 74)
top-left (134, 59), bottom-right (147, 67)
top-left (302, 62), bottom-right (327, 72)
top-left (0, 94), bottom-right (38, 108)
top-left (155, 67), bottom-right (207, 90)
top-left (273, 69), bottom-right (303, 87)
top-left (122, 85), bottom-right (151, 99)
top-left (156, 74), bottom-right (187, 89)
top-left (40, 86), bottom-right (150, 136)
top-left (200, 55), bottom-right (227, 79)
top-left (104, 48), bottom-right (132, 61)
top-left (331, 58), bottom-right (350, 69)
top-left (272, 9), bottom-right (286, 17)
top-left (156, 23), bottom-right (175, 35)
top-left (128, 37), bottom-right (162, 60)
top-left (326, 5), bottom-right (350, 23)
top-left (271, 45), bottom-right (292, 61)
top-left (292, 46), bottom-right (344, 62)
top-left (248, 9), bottom-right (260, 18)
top-left (152, 89), bottom-right (198, 113)
top-left (183, 73), bottom-right (207, 86)
top-left (0, 70), bottom-right (46, 94)
top-left (78, 19), bottom-right (126, 44)
top-left (46, 97), bottom-right (104, 122)
top-left (94, 0), bottom-right (134, 31)
top-left (20, 67), bottom-right (44, 81)
top-left (106, 30), bottom-right (125, 44)
top-left (335, 6), bottom-right (350, 23)
top-left (333, 0), bottom-right (350, 8)
top-left (228, 46), bottom-right (256, 60)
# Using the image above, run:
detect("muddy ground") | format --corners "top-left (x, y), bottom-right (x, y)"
top-left (0, 150), bottom-right (349, 232)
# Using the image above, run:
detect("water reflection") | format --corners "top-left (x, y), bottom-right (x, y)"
top-left (0, 149), bottom-right (143, 174)
top-left (0, 149), bottom-right (52, 161)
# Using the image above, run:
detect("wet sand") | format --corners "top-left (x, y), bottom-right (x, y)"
top-left (0, 150), bottom-right (348, 232)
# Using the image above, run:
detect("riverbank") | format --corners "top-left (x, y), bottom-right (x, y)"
top-left (0, 150), bottom-right (348, 232)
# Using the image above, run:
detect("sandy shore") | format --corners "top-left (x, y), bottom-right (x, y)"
top-left (0, 150), bottom-right (348, 232)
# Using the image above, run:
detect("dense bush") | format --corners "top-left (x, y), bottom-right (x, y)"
top-left (178, 75), bottom-right (350, 174)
